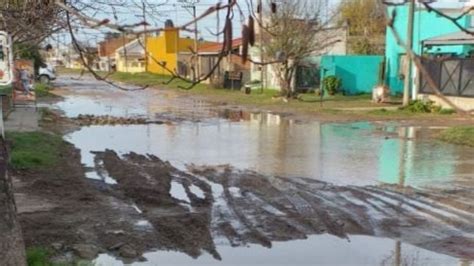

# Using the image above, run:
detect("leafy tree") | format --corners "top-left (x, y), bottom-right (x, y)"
top-left (338, 0), bottom-right (386, 55)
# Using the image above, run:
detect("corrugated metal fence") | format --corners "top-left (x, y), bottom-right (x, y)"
top-left (420, 57), bottom-right (474, 98)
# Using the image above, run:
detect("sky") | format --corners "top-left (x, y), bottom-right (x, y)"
top-left (49, 0), bottom-right (471, 48)
top-left (51, 0), bottom-right (339, 47)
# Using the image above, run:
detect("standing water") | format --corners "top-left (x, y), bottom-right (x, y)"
top-left (51, 76), bottom-right (474, 265)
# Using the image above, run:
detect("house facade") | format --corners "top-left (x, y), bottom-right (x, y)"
top-left (98, 37), bottom-right (133, 72)
top-left (249, 21), bottom-right (348, 91)
top-left (146, 26), bottom-right (215, 77)
top-left (178, 38), bottom-right (250, 84)
top-left (385, 5), bottom-right (473, 96)
top-left (115, 39), bottom-right (146, 73)
top-left (64, 44), bottom-right (99, 70)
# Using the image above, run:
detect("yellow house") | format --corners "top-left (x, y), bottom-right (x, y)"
top-left (146, 27), bottom-right (215, 76)
top-left (115, 39), bottom-right (146, 73)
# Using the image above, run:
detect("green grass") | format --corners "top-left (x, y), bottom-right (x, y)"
top-left (27, 248), bottom-right (51, 266)
top-left (6, 131), bottom-right (64, 170)
top-left (27, 247), bottom-right (94, 266)
top-left (34, 83), bottom-right (55, 98)
top-left (106, 72), bottom-right (406, 112)
top-left (58, 68), bottom-right (472, 120)
top-left (438, 127), bottom-right (474, 147)
top-left (58, 68), bottom-right (380, 107)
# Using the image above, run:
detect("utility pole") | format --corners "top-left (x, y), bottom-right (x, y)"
top-left (180, 0), bottom-right (200, 81)
top-left (216, 5), bottom-right (221, 77)
top-left (403, 0), bottom-right (415, 106)
top-left (258, 0), bottom-right (264, 93)
top-left (193, 4), bottom-right (199, 80)
top-left (142, 1), bottom-right (148, 72)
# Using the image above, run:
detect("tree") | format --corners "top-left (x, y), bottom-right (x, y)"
top-left (259, 0), bottom-right (340, 98)
top-left (0, 1), bottom-right (62, 45)
top-left (14, 43), bottom-right (45, 74)
top-left (338, 0), bottom-right (386, 55)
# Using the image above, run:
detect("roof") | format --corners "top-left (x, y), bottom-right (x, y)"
top-left (98, 37), bottom-right (134, 57)
top-left (116, 39), bottom-right (145, 57)
top-left (423, 29), bottom-right (474, 46)
top-left (198, 38), bottom-right (243, 54)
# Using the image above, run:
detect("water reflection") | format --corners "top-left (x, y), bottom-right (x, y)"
top-left (66, 113), bottom-right (474, 188)
top-left (377, 125), bottom-right (462, 188)
top-left (94, 234), bottom-right (461, 266)
top-left (54, 77), bottom-right (474, 265)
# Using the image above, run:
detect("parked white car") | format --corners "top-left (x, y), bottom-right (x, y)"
top-left (38, 64), bottom-right (56, 83)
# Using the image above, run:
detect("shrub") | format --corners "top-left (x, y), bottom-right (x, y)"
top-left (34, 83), bottom-right (53, 98)
top-left (401, 100), bottom-right (441, 113)
top-left (438, 108), bottom-right (456, 115)
top-left (322, 76), bottom-right (342, 95)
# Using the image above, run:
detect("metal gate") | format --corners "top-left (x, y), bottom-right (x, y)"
top-left (420, 57), bottom-right (474, 97)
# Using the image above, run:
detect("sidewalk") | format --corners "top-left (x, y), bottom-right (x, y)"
top-left (4, 108), bottom-right (39, 132)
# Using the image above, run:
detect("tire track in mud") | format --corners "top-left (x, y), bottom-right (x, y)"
top-left (96, 151), bottom-right (221, 260)
top-left (186, 165), bottom-right (474, 260)
top-left (57, 150), bottom-right (474, 261)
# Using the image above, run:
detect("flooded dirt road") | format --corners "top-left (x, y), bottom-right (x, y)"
top-left (19, 76), bottom-right (474, 265)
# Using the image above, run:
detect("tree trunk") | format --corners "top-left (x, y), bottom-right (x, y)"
top-left (0, 140), bottom-right (26, 266)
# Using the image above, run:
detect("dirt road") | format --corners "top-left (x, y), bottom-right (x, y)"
top-left (11, 76), bottom-right (474, 265)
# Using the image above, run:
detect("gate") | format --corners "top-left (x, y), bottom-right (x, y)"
top-left (420, 57), bottom-right (474, 97)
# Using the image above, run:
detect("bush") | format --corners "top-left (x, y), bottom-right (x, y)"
top-left (34, 83), bottom-right (53, 98)
top-left (401, 100), bottom-right (441, 113)
top-left (438, 108), bottom-right (456, 115)
top-left (322, 76), bottom-right (342, 95)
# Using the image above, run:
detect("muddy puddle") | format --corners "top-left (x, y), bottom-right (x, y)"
top-left (66, 121), bottom-right (474, 188)
top-left (53, 76), bottom-right (217, 122)
top-left (46, 76), bottom-right (474, 265)
top-left (95, 235), bottom-right (460, 266)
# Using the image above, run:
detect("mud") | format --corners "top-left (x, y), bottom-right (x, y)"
top-left (13, 145), bottom-right (159, 262)
top-left (13, 142), bottom-right (474, 263)
top-left (73, 114), bottom-right (167, 126)
top-left (188, 165), bottom-right (474, 259)
top-left (53, 75), bottom-right (474, 126)
top-left (10, 75), bottom-right (474, 265)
